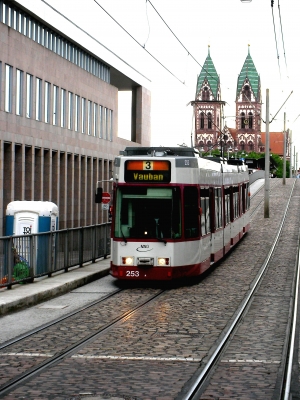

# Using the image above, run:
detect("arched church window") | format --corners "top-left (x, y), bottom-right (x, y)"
top-left (249, 112), bottom-right (253, 129)
top-left (248, 142), bottom-right (254, 151)
top-left (240, 141), bottom-right (245, 151)
top-left (200, 112), bottom-right (204, 129)
top-left (241, 112), bottom-right (245, 129)
top-left (207, 112), bottom-right (212, 129)
top-left (243, 85), bottom-right (251, 102)
top-left (202, 86), bottom-right (209, 101)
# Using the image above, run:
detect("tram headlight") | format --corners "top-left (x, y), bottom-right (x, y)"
top-left (122, 256), bottom-right (134, 265)
top-left (157, 257), bottom-right (170, 266)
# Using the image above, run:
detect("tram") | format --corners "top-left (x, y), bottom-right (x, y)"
top-left (96, 147), bottom-right (250, 280)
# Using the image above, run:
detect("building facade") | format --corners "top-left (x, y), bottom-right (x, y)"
top-left (0, 0), bottom-right (151, 234)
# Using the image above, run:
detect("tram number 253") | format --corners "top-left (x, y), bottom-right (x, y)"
top-left (126, 271), bottom-right (140, 277)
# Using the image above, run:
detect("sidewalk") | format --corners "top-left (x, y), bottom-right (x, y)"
top-left (0, 258), bottom-right (111, 315)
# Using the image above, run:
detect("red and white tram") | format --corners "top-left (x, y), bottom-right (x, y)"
top-left (96, 147), bottom-right (250, 280)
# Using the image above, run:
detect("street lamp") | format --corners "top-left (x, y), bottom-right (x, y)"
top-left (228, 146), bottom-right (232, 160)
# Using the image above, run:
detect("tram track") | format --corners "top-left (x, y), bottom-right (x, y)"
top-left (179, 179), bottom-right (300, 399)
top-left (0, 287), bottom-right (166, 396)
top-left (0, 179), bottom-right (299, 399)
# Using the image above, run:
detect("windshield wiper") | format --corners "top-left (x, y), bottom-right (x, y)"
top-left (154, 218), bottom-right (167, 245)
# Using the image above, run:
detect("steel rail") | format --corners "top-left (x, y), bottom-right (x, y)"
top-left (181, 179), bottom-right (296, 400)
top-left (0, 289), bottom-right (166, 396)
top-left (283, 228), bottom-right (300, 399)
top-left (0, 288), bottom-right (122, 350)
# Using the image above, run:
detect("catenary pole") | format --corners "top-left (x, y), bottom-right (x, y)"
top-left (289, 130), bottom-right (292, 178)
top-left (283, 112), bottom-right (286, 184)
top-left (264, 89), bottom-right (270, 218)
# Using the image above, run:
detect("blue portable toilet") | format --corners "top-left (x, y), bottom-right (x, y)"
top-left (6, 201), bottom-right (59, 275)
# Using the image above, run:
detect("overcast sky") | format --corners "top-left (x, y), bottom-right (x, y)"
top-left (42, 0), bottom-right (300, 154)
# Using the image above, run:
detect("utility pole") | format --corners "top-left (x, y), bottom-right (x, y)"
top-left (283, 112), bottom-right (286, 185)
top-left (289, 130), bottom-right (292, 178)
top-left (264, 89), bottom-right (270, 218)
top-left (294, 146), bottom-right (296, 176)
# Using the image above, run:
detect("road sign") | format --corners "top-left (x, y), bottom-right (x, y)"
top-left (102, 192), bottom-right (111, 204)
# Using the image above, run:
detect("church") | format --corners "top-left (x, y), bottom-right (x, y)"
top-left (192, 46), bottom-right (290, 159)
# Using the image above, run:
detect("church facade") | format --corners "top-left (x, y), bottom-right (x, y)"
top-left (192, 46), bottom-right (289, 159)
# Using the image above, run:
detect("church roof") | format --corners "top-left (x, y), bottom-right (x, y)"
top-left (237, 47), bottom-right (260, 99)
top-left (196, 47), bottom-right (219, 99)
top-left (260, 132), bottom-right (285, 156)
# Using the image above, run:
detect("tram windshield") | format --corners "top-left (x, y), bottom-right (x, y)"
top-left (114, 186), bottom-right (181, 240)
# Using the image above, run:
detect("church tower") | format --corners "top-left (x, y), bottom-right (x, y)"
top-left (192, 46), bottom-right (225, 153)
top-left (235, 45), bottom-right (262, 152)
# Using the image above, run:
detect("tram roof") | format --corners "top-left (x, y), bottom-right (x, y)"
top-left (122, 147), bottom-right (197, 157)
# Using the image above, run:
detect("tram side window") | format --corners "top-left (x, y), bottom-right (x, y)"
top-left (184, 186), bottom-right (199, 238)
top-left (224, 188), bottom-right (230, 225)
top-left (200, 188), bottom-right (210, 235)
top-left (241, 183), bottom-right (246, 214)
top-left (233, 186), bottom-right (239, 219)
top-left (214, 188), bottom-right (222, 229)
top-left (246, 182), bottom-right (250, 210)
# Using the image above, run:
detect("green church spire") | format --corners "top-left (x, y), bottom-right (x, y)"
top-left (236, 45), bottom-right (260, 100)
top-left (196, 45), bottom-right (220, 99)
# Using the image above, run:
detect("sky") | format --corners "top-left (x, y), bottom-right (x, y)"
top-left (31, 0), bottom-right (300, 156)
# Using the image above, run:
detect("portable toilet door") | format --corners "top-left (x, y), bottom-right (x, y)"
top-left (13, 210), bottom-right (39, 273)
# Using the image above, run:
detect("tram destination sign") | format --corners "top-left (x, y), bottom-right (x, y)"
top-left (125, 160), bottom-right (171, 183)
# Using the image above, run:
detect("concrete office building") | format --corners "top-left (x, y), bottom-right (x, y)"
top-left (0, 0), bottom-right (151, 234)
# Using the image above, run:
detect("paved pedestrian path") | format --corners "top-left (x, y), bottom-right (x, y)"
top-left (0, 258), bottom-right (110, 315)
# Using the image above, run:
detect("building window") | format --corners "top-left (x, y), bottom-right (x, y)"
top-left (87, 100), bottom-right (92, 135)
top-left (81, 97), bottom-right (86, 133)
top-left (68, 92), bottom-right (73, 130)
top-left (109, 110), bottom-right (113, 141)
top-left (53, 85), bottom-right (59, 125)
top-left (104, 107), bottom-right (108, 139)
top-left (36, 78), bottom-right (42, 121)
top-left (249, 112), bottom-right (253, 129)
top-left (202, 86), bottom-right (209, 101)
top-left (0, 62), bottom-right (1, 107)
top-left (99, 105), bottom-right (103, 138)
top-left (93, 103), bottom-right (98, 137)
top-left (45, 81), bottom-right (51, 123)
top-left (241, 112), bottom-right (245, 129)
top-left (5, 64), bottom-right (13, 113)
top-left (75, 94), bottom-right (80, 132)
top-left (16, 69), bottom-right (23, 116)
top-left (200, 112), bottom-right (204, 129)
top-left (243, 85), bottom-right (251, 102)
top-left (26, 73), bottom-right (33, 118)
top-left (61, 88), bottom-right (66, 128)
top-left (207, 112), bottom-right (212, 129)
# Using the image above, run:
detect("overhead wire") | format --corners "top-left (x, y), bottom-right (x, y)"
top-left (144, 0), bottom-right (151, 48)
top-left (271, 0), bottom-right (281, 79)
top-left (40, 0), bottom-right (150, 82)
top-left (93, 0), bottom-right (184, 84)
top-left (146, 0), bottom-right (218, 83)
top-left (277, 0), bottom-right (288, 72)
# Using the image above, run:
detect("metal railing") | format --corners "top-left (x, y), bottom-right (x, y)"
top-left (0, 223), bottom-right (111, 289)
